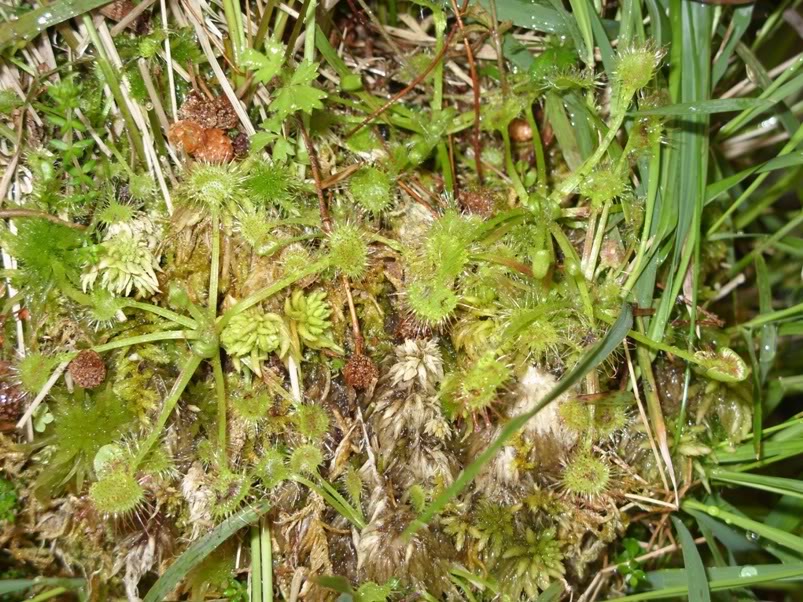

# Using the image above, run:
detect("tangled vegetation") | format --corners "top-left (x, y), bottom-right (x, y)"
top-left (0, 0), bottom-right (802, 600)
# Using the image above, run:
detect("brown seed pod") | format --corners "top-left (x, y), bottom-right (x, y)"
top-left (68, 350), bottom-right (107, 389)
top-left (178, 90), bottom-right (218, 129)
top-left (232, 132), bottom-right (250, 159)
top-left (168, 120), bottom-right (207, 155)
top-left (212, 96), bottom-right (239, 130)
top-left (343, 354), bottom-right (379, 390)
top-left (193, 128), bottom-right (234, 164)
top-left (395, 313), bottom-right (429, 341)
top-left (458, 188), bottom-right (495, 217)
top-left (508, 118), bottom-right (533, 143)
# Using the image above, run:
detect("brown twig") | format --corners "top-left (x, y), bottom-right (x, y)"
top-left (296, 118), bottom-right (333, 234)
top-left (397, 180), bottom-right (438, 217)
top-left (449, 0), bottom-right (483, 182)
top-left (296, 119), bottom-right (363, 353)
top-left (345, 19), bottom-right (462, 139)
top-left (0, 209), bottom-right (87, 230)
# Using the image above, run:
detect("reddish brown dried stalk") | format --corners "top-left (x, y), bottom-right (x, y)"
top-left (449, 0), bottom-right (483, 182)
top-left (296, 119), bottom-right (363, 353)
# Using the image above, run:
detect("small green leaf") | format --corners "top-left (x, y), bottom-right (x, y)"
top-left (671, 516), bottom-right (711, 602)
top-left (241, 41), bottom-right (286, 83)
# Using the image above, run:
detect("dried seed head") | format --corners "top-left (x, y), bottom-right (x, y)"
top-left (168, 120), bottom-right (206, 155)
top-left (458, 188), bottom-right (496, 217)
top-left (508, 117), bottom-right (533, 143)
top-left (194, 128), bottom-right (234, 164)
top-left (178, 90), bottom-right (218, 129)
top-left (232, 132), bottom-right (249, 159)
top-left (343, 353), bottom-right (378, 390)
top-left (68, 350), bottom-right (106, 389)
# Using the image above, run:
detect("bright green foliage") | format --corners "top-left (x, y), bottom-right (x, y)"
top-left (16, 352), bottom-right (60, 396)
top-left (3, 218), bottom-right (86, 301)
top-left (328, 223), bottom-right (369, 279)
top-left (0, 478), bottom-right (17, 523)
top-left (244, 160), bottom-right (297, 212)
top-left (294, 404), bottom-right (330, 440)
top-left (289, 444), bottom-right (323, 474)
top-left (241, 41), bottom-right (286, 84)
top-left (270, 61), bottom-right (327, 120)
top-left (39, 389), bottom-right (134, 493)
top-left (284, 290), bottom-right (340, 351)
top-left (89, 470), bottom-right (144, 515)
top-left (350, 167), bottom-right (393, 214)
top-left (500, 527), bottom-right (565, 598)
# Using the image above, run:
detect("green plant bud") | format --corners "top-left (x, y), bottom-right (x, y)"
top-left (232, 389), bottom-right (272, 424)
top-left (459, 352), bottom-right (511, 413)
top-left (211, 472), bottom-right (251, 518)
top-left (220, 309), bottom-right (288, 358)
top-left (254, 448), bottom-right (289, 489)
top-left (531, 249), bottom-right (552, 279)
top-left (180, 163), bottom-right (246, 213)
top-left (341, 73), bottom-right (363, 92)
top-left (342, 465), bottom-right (362, 506)
top-left (579, 165), bottom-right (628, 209)
top-left (284, 290), bottom-right (340, 351)
top-left (614, 43), bottom-right (664, 96)
top-left (406, 279), bottom-right (458, 327)
top-left (560, 451), bottom-right (611, 498)
top-left (289, 444), bottom-right (323, 474)
top-left (328, 223), bottom-right (369, 279)
top-left (293, 404), bottom-right (330, 440)
top-left (693, 347), bottom-right (749, 383)
top-left (557, 399), bottom-right (592, 433)
top-left (89, 470), bottom-right (144, 515)
top-left (350, 166), bottom-right (392, 214)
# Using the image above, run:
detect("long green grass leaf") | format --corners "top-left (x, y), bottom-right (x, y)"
top-left (0, 579), bottom-right (85, 596)
top-left (683, 499), bottom-right (803, 556)
top-left (406, 304), bottom-right (633, 535)
top-left (143, 500), bottom-right (272, 602)
top-left (709, 469), bottom-right (803, 500)
top-left (0, 0), bottom-right (111, 50)
top-left (636, 98), bottom-right (773, 116)
top-left (614, 564), bottom-right (803, 601)
top-left (670, 516), bottom-right (711, 602)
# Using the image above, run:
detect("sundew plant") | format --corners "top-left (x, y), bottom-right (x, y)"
top-left (0, 0), bottom-right (802, 600)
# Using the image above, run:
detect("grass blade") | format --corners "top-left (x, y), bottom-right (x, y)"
top-left (636, 98), bottom-right (773, 116)
top-left (670, 516), bottom-right (711, 602)
top-left (0, 0), bottom-right (111, 50)
top-left (406, 304), bottom-right (633, 535)
top-left (614, 564), bottom-right (803, 601)
top-left (709, 469), bottom-right (803, 500)
top-left (683, 499), bottom-right (803, 556)
top-left (143, 500), bottom-right (272, 602)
